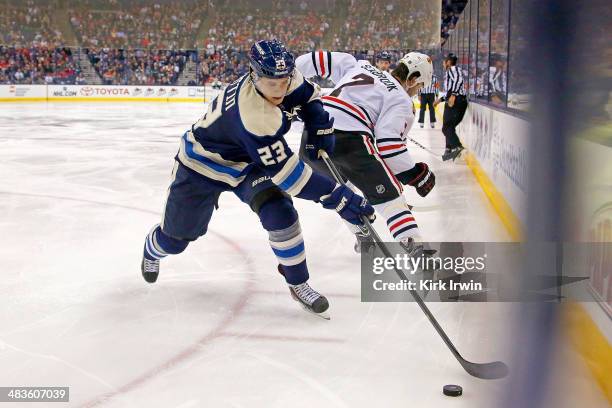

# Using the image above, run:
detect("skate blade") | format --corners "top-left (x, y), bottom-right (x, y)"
top-left (288, 289), bottom-right (331, 320)
top-left (313, 309), bottom-right (331, 320)
top-left (452, 149), bottom-right (466, 163)
top-left (296, 302), bottom-right (330, 320)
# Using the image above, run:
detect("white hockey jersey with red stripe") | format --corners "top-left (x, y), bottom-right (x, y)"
top-left (295, 51), bottom-right (416, 175)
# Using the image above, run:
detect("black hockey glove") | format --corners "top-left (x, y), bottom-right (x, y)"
top-left (396, 163), bottom-right (435, 197)
top-left (320, 184), bottom-right (375, 225)
top-left (304, 119), bottom-right (335, 161)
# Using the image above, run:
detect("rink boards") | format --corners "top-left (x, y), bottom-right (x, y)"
top-left (459, 102), bottom-right (529, 241)
top-left (0, 84), bottom-right (221, 102)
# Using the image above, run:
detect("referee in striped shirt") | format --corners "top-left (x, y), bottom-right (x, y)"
top-left (435, 53), bottom-right (468, 161)
top-left (418, 73), bottom-right (438, 128)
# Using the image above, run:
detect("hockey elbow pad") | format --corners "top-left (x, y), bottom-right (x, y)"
top-left (397, 162), bottom-right (435, 197)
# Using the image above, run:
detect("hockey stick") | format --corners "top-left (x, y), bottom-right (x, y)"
top-left (406, 136), bottom-right (444, 162)
top-left (319, 150), bottom-right (509, 380)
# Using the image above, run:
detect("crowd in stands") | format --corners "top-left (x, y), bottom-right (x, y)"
top-left (202, 8), bottom-right (330, 53)
top-left (441, 0), bottom-right (467, 43)
top-left (68, 1), bottom-right (207, 50)
top-left (197, 0), bottom-right (334, 84)
top-left (1, 2), bottom-right (65, 47)
top-left (329, 0), bottom-right (373, 51)
top-left (0, 46), bottom-right (80, 84)
top-left (1, 0), bottom-right (464, 85)
top-left (199, 49), bottom-right (249, 85)
top-left (331, 0), bottom-right (439, 51)
top-left (86, 48), bottom-right (190, 85)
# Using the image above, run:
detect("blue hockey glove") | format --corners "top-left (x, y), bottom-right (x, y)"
top-left (304, 120), bottom-right (335, 161)
top-left (320, 184), bottom-right (375, 225)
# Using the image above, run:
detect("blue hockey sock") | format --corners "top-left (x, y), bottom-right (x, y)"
top-left (268, 221), bottom-right (309, 285)
top-left (259, 199), bottom-right (309, 285)
top-left (144, 224), bottom-right (189, 260)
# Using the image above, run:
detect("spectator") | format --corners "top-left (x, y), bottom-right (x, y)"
top-left (68, 2), bottom-right (208, 50)
top-left (0, 2), bottom-right (65, 47)
top-left (86, 48), bottom-right (189, 85)
top-left (0, 46), bottom-right (78, 84)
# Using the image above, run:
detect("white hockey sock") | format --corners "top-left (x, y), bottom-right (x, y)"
top-left (373, 197), bottom-right (420, 241)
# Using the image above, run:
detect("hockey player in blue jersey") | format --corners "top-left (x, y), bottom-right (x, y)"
top-left (141, 40), bottom-right (374, 318)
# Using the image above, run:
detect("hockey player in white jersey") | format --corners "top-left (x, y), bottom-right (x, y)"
top-left (296, 51), bottom-right (435, 254)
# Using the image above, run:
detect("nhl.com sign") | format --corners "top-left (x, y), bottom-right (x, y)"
top-left (52, 86), bottom-right (78, 97)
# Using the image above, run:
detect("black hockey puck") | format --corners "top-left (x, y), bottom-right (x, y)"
top-left (443, 384), bottom-right (462, 397)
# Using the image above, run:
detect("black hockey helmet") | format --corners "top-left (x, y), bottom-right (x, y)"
top-left (444, 53), bottom-right (458, 65)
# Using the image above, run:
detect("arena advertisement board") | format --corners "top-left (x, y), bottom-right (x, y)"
top-left (47, 85), bottom-right (206, 102)
top-left (589, 203), bottom-right (612, 318)
top-left (460, 103), bottom-right (529, 230)
top-left (0, 85), bottom-right (207, 102)
top-left (0, 85), bottom-right (47, 101)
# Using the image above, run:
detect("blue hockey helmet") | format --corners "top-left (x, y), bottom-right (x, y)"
top-left (376, 50), bottom-right (392, 61)
top-left (249, 39), bottom-right (295, 79)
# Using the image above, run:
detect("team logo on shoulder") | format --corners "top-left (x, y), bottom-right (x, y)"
top-left (376, 184), bottom-right (386, 194)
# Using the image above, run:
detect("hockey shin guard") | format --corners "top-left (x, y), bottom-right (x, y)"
top-left (258, 199), bottom-right (309, 285)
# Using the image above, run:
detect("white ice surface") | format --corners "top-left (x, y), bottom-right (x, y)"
top-left (0, 103), bottom-right (516, 407)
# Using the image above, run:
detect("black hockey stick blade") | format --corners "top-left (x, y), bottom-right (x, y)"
top-left (460, 359), bottom-right (509, 380)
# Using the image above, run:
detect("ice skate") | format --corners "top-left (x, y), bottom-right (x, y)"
top-left (400, 238), bottom-right (437, 297)
top-left (141, 254), bottom-right (160, 283)
top-left (353, 230), bottom-right (376, 254)
top-left (400, 237), bottom-right (437, 258)
top-left (451, 146), bottom-right (465, 161)
top-left (288, 281), bottom-right (330, 320)
top-left (278, 265), bottom-right (330, 320)
top-left (400, 237), bottom-right (425, 258)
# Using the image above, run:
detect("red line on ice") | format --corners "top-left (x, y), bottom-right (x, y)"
top-left (80, 231), bottom-right (256, 408)
top-left (220, 332), bottom-right (344, 343)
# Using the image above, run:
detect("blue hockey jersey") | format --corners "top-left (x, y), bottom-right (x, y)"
top-left (177, 71), bottom-right (334, 200)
